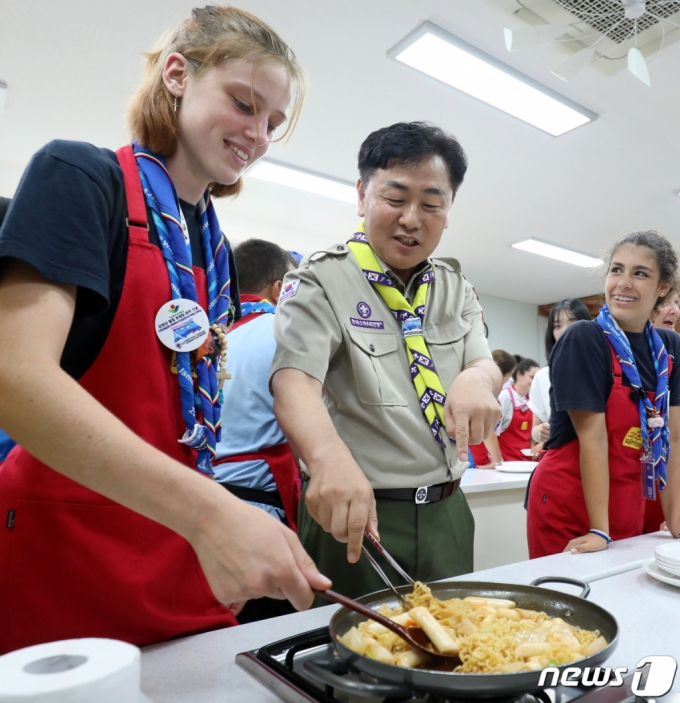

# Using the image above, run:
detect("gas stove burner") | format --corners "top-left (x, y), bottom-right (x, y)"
top-left (235, 627), bottom-right (640, 703)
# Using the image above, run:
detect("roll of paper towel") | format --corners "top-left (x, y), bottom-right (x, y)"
top-left (0, 638), bottom-right (152, 702)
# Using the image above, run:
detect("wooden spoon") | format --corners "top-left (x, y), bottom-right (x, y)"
top-left (315, 588), bottom-right (460, 659)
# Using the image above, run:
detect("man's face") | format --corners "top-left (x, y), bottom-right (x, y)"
top-left (357, 156), bottom-right (453, 281)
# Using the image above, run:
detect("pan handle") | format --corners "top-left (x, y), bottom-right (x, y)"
top-left (301, 658), bottom-right (413, 698)
top-left (530, 576), bottom-right (591, 599)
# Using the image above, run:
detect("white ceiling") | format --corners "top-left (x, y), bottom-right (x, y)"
top-left (1, 0), bottom-right (680, 305)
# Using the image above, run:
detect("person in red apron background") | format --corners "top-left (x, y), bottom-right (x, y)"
top-left (212, 239), bottom-right (301, 623)
top-left (0, 6), bottom-right (329, 656)
top-left (469, 349), bottom-right (516, 467)
top-left (528, 299), bottom-right (592, 455)
top-left (527, 231), bottom-right (680, 558)
top-left (645, 292), bottom-right (680, 532)
top-left (493, 357), bottom-right (540, 462)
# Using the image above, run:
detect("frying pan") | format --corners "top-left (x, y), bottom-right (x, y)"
top-left (310, 577), bottom-right (619, 699)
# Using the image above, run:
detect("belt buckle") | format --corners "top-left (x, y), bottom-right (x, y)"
top-left (415, 486), bottom-right (429, 504)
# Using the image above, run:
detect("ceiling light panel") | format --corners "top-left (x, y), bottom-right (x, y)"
top-left (389, 22), bottom-right (596, 136)
top-left (512, 238), bottom-right (602, 267)
top-left (248, 160), bottom-right (356, 204)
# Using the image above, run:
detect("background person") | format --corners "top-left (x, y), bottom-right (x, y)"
top-left (529, 299), bottom-right (592, 453)
top-left (495, 357), bottom-right (540, 462)
top-left (645, 291), bottom-right (680, 533)
top-left (0, 6), bottom-right (329, 655)
top-left (527, 231), bottom-right (680, 557)
top-left (213, 238), bottom-right (299, 623)
top-left (653, 291), bottom-right (680, 331)
top-left (469, 349), bottom-right (515, 468)
top-left (271, 122), bottom-right (501, 600)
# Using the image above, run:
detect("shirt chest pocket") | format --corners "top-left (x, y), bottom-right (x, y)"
top-left (423, 316), bottom-right (471, 388)
top-left (345, 326), bottom-right (411, 406)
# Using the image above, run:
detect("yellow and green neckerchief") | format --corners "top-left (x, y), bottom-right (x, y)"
top-left (347, 223), bottom-right (449, 447)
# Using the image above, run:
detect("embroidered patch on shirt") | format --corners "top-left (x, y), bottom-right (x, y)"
top-left (279, 279), bottom-right (300, 303)
top-left (623, 426), bottom-right (643, 450)
top-left (357, 302), bottom-right (372, 319)
top-left (521, 421), bottom-right (529, 431)
top-left (350, 318), bottom-right (385, 329)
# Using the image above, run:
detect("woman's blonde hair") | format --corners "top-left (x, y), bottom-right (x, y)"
top-left (127, 5), bottom-right (306, 198)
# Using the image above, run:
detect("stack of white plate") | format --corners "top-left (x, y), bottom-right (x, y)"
top-left (654, 543), bottom-right (680, 576)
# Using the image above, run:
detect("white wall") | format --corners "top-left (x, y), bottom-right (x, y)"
top-left (478, 293), bottom-right (542, 366)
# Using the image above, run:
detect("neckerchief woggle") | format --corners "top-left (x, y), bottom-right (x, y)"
top-left (596, 303), bottom-right (670, 489)
top-left (241, 298), bottom-right (276, 316)
top-left (134, 143), bottom-right (233, 475)
top-left (347, 223), bottom-right (450, 448)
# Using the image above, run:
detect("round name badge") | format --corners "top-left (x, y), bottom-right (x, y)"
top-left (155, 298), bottom-right (210, 352)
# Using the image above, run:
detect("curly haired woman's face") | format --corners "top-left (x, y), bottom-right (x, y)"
top-left (606, 244), bottom-right (670, 332)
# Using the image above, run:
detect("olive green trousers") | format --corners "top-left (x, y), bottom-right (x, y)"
top-left (298, 482), bottom-right (475, 605)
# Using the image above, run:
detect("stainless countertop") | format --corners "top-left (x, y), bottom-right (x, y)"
top-left (140, 532), bottom-right (678, 702)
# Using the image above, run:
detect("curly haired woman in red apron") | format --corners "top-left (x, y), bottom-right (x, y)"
top-left (0, 7), bottom-right (328, 655)
top-left (527, 231), bottom-right (680, 558)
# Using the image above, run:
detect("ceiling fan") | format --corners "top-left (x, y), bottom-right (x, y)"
top-left (504, 0), bottom-right (680, 86)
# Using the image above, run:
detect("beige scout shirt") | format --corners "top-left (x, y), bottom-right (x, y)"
top-left (271, 242), bottom-right (492, 490)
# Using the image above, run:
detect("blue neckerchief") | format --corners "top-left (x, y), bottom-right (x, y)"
top-left (241, 299), bottom-right (276, 316)
top-left (596, 304), bottom-right (670, 488)
top-left (133, 143), bottom-right (233, 475)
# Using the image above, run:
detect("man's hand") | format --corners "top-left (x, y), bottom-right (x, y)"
top-left (189, 494), bottom-right (332, 611)
top-left (305, 447), bottom-right (379, 563)
top-left (272, 368), bottom-right (379, 564)
top-left (564, 532), bottom-right (609, 554)
top-left (444, 358), bottom-right (502, 462)
top-left (538, 422), bottom-right (550, 443)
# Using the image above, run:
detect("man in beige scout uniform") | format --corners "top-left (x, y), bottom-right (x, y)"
top-left (271, 122), bottom-right (501, 599)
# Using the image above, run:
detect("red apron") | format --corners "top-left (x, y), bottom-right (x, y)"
top-left (527, 346), bottom-right (658, 558)
top-left (498, 386), bottom-right (532, 462)
top-left (213, 298), bottom-right (300, 530)
top-left (469, 443), bottom-right (491, 466)
top-left (0, 145), bottom-right (236, 655)
top-left (213, 445), bottom-right (300, 532)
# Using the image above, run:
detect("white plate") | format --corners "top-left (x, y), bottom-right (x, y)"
top-left (495, 461), bottom-right (538, 473)
top-left (655, 542), bottom-right (680, 563)
top-left (521, 448), bottom-right (534, 457)
top-left (643, 558), bottom-right (680, 587)
top-left (655, 560), bottom-right (680, 577)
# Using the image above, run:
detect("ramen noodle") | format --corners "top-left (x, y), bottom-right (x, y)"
top-left (338, 582), bottom-right (607, 673)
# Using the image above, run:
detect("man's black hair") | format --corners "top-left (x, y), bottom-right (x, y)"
top-left (234, 238), bottom-right (295, 294)
top-left (358, 122), bottom-right (468, 193)
top-left (0, 198), bottom-right (10, 229)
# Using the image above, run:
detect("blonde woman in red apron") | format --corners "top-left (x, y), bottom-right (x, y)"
top-left (527, 231), bottom-right (680, 558)
top-left (0, 6), bottom-right (329, 655)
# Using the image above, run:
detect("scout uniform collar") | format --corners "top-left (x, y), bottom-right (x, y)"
top-left (347, 222), bottom-right (450, 448)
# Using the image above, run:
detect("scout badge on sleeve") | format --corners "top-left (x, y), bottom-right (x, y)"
top-left (135, 143), bottom-right (233, 475)
top-left (596, 304), bottom-right (670, 498)
top-left (347, 222), bottom-right (451, 449)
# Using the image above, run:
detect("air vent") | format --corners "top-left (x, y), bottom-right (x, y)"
top-left (553, 0), bottom-right (680, 44)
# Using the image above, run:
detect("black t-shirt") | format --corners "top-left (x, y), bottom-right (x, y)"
top-left (547, 319), bottom-right (680, 448)
top-left (0, 140), bottom-right (240, 380)
top-left (0, 197), bottom-right (10, 227)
